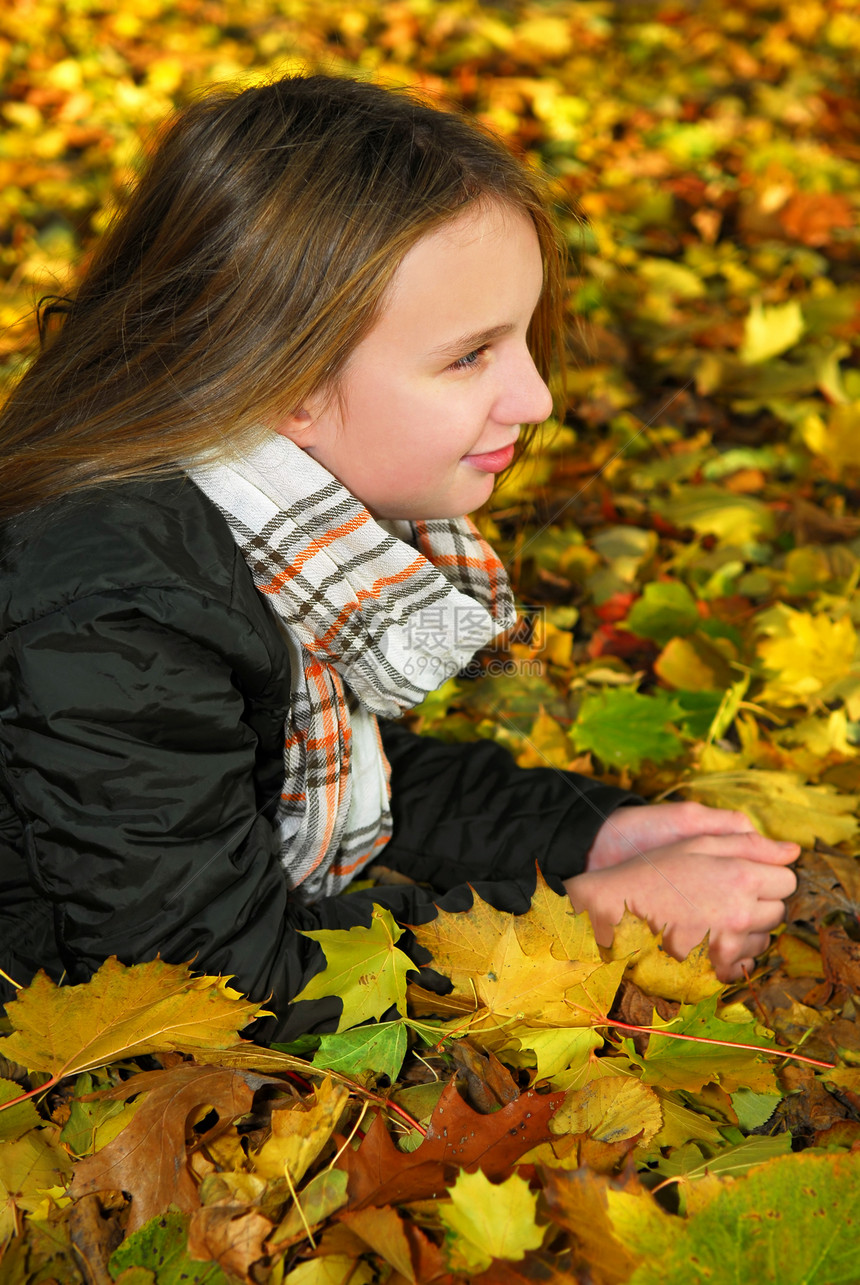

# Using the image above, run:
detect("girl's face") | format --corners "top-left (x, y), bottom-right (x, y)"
top-left (277, 201), bottom-right (553, 520)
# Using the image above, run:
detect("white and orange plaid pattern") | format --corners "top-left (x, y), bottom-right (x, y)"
top-left (188, 434), bottom-right (514, 901)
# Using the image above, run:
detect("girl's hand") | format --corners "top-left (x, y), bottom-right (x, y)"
top-left (564, 832), bottom-right (799, 981)
top-left (586, 801), bottom-right (761, 871)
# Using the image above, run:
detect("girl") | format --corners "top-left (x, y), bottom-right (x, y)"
top-left (0, 75), bottom-right (797, 1039)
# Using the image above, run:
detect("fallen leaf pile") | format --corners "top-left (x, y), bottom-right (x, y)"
top-left (3, 0), bottom-right (860, 1280)
top-left (3, 864), bottom-right (860, 1284)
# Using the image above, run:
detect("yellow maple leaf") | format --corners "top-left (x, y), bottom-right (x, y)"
top-left (800, 402), bottom-right (860, 474)
top-left (252, 1078), bottom-right (350, 1185)
top-left (604, 909), bottom-right (722, 1004)
top-left (682, 768), bottom-right (860, 846)
top-left (0, 1127), bottom-right (72, 1248)
top-left (755, 604), bottom-right (859, 707)
top-left (773, 710), bottom-right (859, 778)
top-left (517, 709), bottom-right (574, 770)
top-left (0, 957), bottom-right (267, 1082)
top-left (549, 1077), bottom-right (663, 1151)
top-left (439, 1169), bottom-right (545, 1273)
top-left (414, 871), bottom-right (623, 1031)
top-left (739, 298), bottom-right (804, 364)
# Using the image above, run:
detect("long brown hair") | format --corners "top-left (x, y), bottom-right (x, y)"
top-left (0, 74), bottom-right (566, 522)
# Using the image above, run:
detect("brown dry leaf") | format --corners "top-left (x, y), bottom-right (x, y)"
top-left (785, 849), bottom-right (853, 926)
top-left (1, 958), bottom-right (267, 1081)
top-left (69, 1063), bottom-right (262, 1233)
top-left (338, 1205), bottom-right (444, 1283)
top-left (187, 1203), bottom-right (273, 1279)
top-left (610, 979), bottom-right (679, 1051)
top-left (336, 1081), bottom-right (564, 1208)
top-left (816, 850), bottom-right (860, 909)
top-left (776, 1064), bottom-right (847, 1141)
top-left (542, 1166), bottom-right (646, 1285)
top-left (450, 1040), bottom-right (519, 1111)
top-left (819, 921), bottom-right (860, 996)
top-left (69, 1192), bottom-right (119, 1285)
top-left (779, 192), bottom-right (855, 246)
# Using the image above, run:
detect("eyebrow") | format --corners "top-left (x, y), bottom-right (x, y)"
top-left (427, 323), bottom-right (516, 360)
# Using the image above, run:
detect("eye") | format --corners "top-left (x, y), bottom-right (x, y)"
top-left (448, 344), bottom-right (489, 372)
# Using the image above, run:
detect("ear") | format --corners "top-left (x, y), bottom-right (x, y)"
top-left (271, 406), bottom-right (318, 445)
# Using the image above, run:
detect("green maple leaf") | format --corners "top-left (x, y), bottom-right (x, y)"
top-left (626, 995), bottom-right (780, 1093)
top-left (625, 581), bottom-right (701, 645)
top-left (295, 906), bottom-right (414, 1031)
top-left (571, 687), bottom-right (685, 772)
top-left (312, 1021), bottom-right (408, 1081)
top-left (626, 1151), bottom-right (860, 1285)
top-left (110, 1209), bottom-right (229, 1284)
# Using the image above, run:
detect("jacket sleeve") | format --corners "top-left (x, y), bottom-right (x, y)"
top-left (379, 721), bottom-right (643, 893)
top-left (0, 587), bottom-right (449, 1039)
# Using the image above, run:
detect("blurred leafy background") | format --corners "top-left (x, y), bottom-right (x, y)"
top-left (2, 0), bottom-right (860, 819)
top-left (4, 5), bottom-right (860, 1280)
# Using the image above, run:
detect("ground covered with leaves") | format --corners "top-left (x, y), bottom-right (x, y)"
top-left (3, 0), bottom-right (860, 1281)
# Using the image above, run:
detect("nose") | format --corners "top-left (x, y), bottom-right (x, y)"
top-left (494, 349), bottom-right (553, 427)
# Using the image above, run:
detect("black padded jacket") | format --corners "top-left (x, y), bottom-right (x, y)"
top-left (0, 475), bottom-right (640, 1038)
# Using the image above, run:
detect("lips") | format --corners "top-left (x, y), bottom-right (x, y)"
top-left (462, 442), bottom-right (516, 473)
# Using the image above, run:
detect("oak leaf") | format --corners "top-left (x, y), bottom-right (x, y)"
top-left (335, 1081), bottom-right (564, 1208)
top-left (70, 1063), bottom-right (264, 1232)
top-left (186, 1203), bottom-right (272, 1279)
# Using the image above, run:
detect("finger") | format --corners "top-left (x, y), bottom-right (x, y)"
top-left (679, 804), bottom-right (758, 837)
top-left (740, 931), bottom-right (773, 958)
top-left (698, 832), bottom-right (800, 865)
top-left (715, 955), bottom-right (753, 983)
top-left (747, 899), bottom-right (792, 934)
top-left (746, 863), bottom-right (798, 902)
top-left (712, 933), bottom-right (771, 980)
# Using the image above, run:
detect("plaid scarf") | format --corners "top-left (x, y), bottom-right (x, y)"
top-left (188, 434), bottom-right (515, 901)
